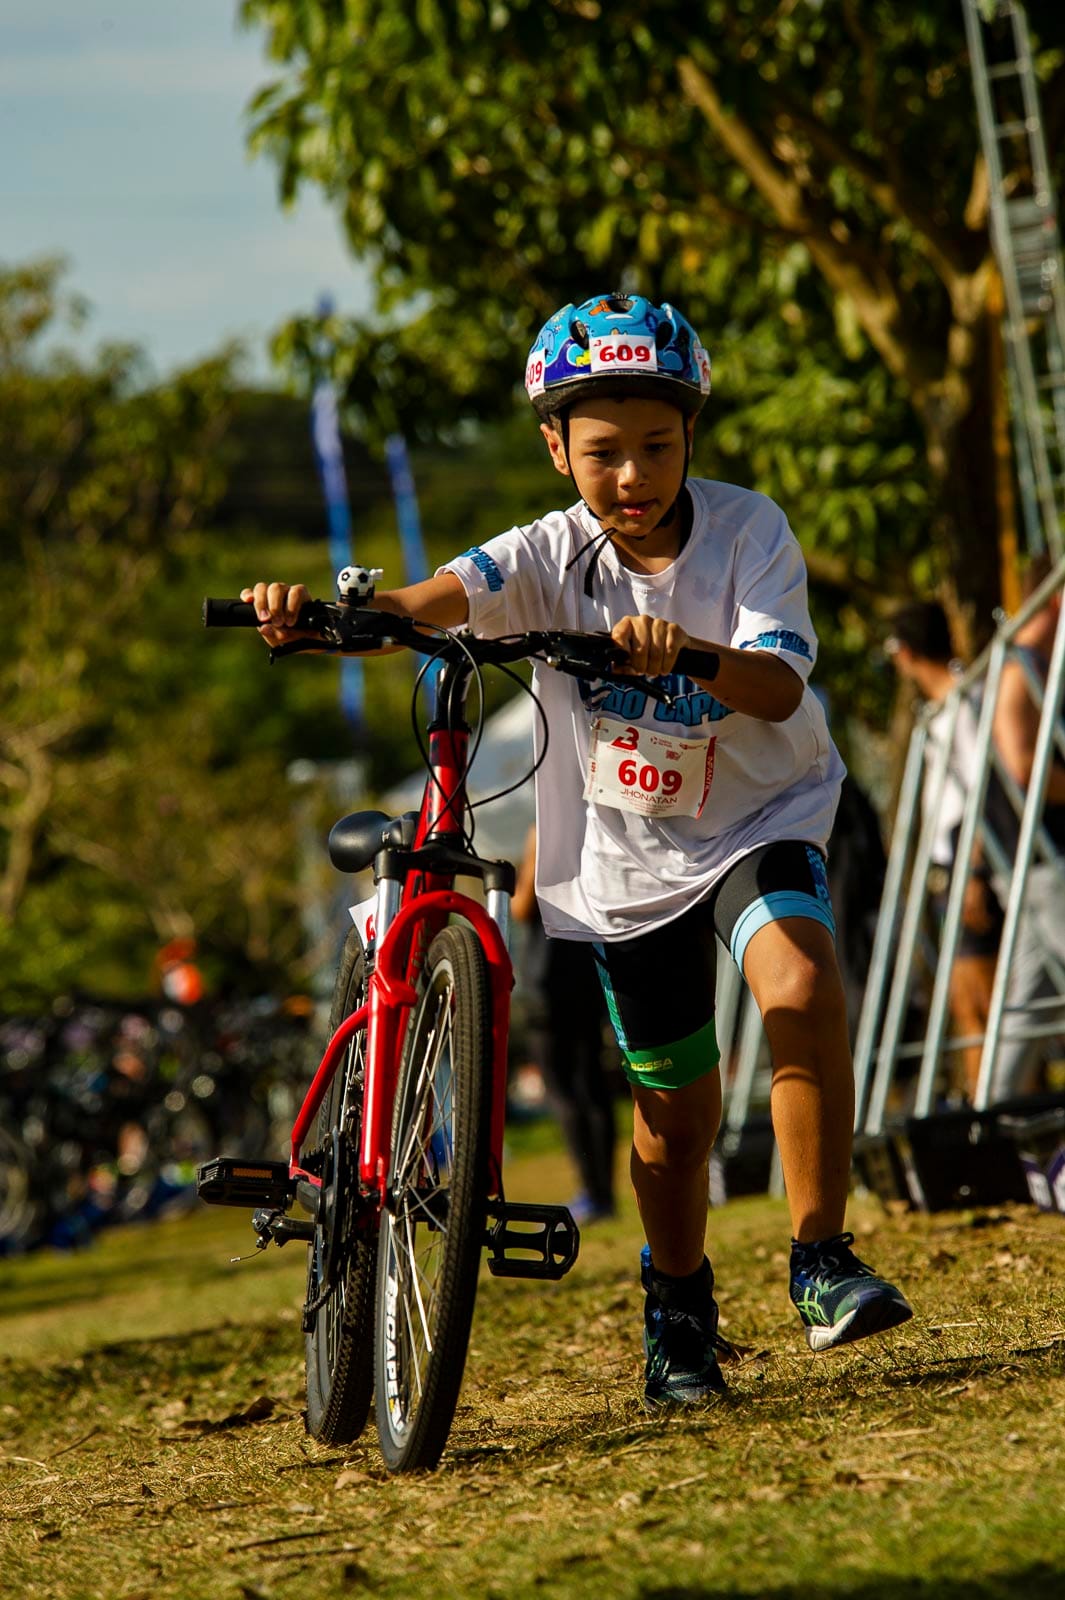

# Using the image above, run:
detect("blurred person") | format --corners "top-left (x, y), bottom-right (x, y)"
top-left (985, 556), bottom-right (1065, 1102)
top-left (811, 684), bottom-right (889, 1046)
top-left (512, 825), bottom-right (618, 1223)
top-left (825, 772), bottom-right (888, 1045)
top-left (885, 601), bottom-right (1003, 1100)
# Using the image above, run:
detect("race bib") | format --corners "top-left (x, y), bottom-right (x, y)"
top-left (584, 716), bottom-right (716, 818)
top-left (589, 332), bottom-right (658, 375)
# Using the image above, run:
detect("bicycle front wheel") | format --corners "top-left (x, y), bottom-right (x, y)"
top-left (305, 928), bottom-right (377, 1444)
top-left (374, 924), bottom-right (491, 1472)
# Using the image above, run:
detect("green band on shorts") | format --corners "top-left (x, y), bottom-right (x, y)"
top-left (620, 1020), bottom-right (720, 1090)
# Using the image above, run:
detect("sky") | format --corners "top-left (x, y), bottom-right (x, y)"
top-left (2, 0), bottom-right (373, 382)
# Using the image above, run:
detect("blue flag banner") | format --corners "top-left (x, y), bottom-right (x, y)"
top-left (310, 377), bottom-right (364, 735)
top-left (385, 432), bottom-right (442, 700)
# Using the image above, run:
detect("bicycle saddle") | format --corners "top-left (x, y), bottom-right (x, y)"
top-left (328, 810), bottom-right (418, 874)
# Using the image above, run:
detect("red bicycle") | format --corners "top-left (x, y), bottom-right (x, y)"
top-left (196, 570), bottom-right (717, 1471)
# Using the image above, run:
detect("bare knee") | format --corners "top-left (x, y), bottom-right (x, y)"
top-left (768, 953), bottom-right (846, 1027)
top-left (745, 923), bottom-right (848, 1042)
top-left (633, 1080), bottom-right (721, 1172)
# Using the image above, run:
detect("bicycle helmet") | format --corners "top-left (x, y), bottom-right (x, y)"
top-left (525, 292), bottom-right (711, 421)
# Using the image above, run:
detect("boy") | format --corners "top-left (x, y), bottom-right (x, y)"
top-left (247, 292), bottom-right (912, 1408)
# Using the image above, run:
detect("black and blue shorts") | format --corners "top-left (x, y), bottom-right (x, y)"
top-left (592, 840), bottom-right (835, 1091)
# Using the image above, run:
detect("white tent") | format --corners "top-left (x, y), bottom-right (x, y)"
top-left (384, 691), bottom-right (537, 865)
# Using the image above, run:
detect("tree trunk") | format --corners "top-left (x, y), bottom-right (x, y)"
top-left (923, 311), bottom-right (1004, 661)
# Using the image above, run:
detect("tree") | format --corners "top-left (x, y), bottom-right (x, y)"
top-left (1, 258), bottom-right (560, 1007)
top-left (0, 260), bottom-right (308, 1006)
top-left (242, 0), bottom-right (1064, 654)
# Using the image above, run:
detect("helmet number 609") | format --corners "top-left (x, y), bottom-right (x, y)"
top-left (590, 334), bottom-right (658, 374)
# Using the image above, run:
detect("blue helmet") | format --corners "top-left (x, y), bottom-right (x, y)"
top-left (525, 292), bottom-right (711, 420)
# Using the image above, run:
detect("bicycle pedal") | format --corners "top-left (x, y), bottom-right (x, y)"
top-left (197, 1157), bottom-right (295, 1210)
top-left (484, 1201), bottom-right (580, 1280)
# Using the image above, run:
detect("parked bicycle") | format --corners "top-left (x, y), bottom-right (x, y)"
top-left (197, 567), bottom-right (720, 1471)
top-left (0, 998), bottom-right (315, 1255)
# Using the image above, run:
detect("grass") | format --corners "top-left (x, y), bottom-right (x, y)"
top-left (1, 1134), bottom-right (1063, 1600)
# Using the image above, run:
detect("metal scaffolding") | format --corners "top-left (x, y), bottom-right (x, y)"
top-left (963, 0), bottom-right (1065, 559)
top-left (720, 3), bottom-right (1065, 1205)
top-left (853, 557), bottom-right (1065, 1136)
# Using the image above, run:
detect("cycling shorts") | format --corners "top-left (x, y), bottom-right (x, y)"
top-left (592, 840), bottom-right (836, 1091)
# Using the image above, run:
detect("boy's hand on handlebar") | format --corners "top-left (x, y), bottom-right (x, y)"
top-left (611, 614), bottom-right (690, 677)
top-left (241, 582), bottom-right (318, 647)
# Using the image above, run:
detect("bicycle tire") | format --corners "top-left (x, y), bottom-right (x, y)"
top-left (305, 927), bottom-right (377, 1443)
top-left (374, 923), bottom-right (492, 1472)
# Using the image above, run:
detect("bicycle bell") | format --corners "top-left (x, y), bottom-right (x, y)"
top-left (337, 566), bottom-right (384, 604)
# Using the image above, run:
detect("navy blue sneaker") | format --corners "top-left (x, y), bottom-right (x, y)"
top-left (790, 1233), bottom-right (912, 1352)
top-left (641, 1246), bottom-right (732, 1409)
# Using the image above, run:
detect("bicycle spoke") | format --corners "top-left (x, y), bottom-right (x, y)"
top-left (393, 1003), bottom-right (453, 1183)
top-left (403, 1209), bottom-right (437, 1359)
top-left (399, 1219), bottom-right (433, 1397)
top-left (391, 1203), bottom-right (438, 1376)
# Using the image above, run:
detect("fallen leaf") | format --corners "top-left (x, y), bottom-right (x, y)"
top-left (335, 1469), bottom-right (372, 1490)
top-left (179, 1395), bottom-right (277, 1434)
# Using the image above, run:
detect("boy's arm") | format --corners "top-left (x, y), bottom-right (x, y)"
top-left (610, 614), bottom-right (803, 723)
top-left (373, 574), bottom-right (470, 630)
top-left (688, 639), bottom-right (803, 722)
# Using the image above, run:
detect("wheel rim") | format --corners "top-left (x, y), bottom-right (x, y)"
top-left (381, 968), bottom-right (457, 1439)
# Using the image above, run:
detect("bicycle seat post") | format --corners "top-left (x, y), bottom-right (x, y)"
top-left (373, 853), bottom-right (404, 949)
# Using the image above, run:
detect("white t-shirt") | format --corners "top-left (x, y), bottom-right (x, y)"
top-left (441, 477), bottom-right (844, 941)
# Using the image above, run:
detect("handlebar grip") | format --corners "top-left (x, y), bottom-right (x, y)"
top-left (202, 598), bottom-right (326, 632)
top-left (675, 646), bottom-right (721, 681)
top-left (203, 599), bottom-right (260, 628)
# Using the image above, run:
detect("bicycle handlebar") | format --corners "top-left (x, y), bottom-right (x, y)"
top-left (203, 597), bottom-right (335, 631)
top-left (201, 598), bottom-right (721, 688)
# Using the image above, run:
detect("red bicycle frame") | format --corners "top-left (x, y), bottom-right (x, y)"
top-left (286, 710), bottom-right (514, 1205)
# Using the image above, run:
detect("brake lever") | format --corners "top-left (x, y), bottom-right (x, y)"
top-left (268, 604), bottom-right (417, 660)
top-left (621, 674), bottom-right (677, 708)
top-left (538, 640), bottom-right (678, 709)
top-left (267, 639), bottom-right (339, 662)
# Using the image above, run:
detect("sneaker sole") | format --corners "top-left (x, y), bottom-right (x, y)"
top-left (641, 1332), bottom-right (728, 1408)
top-left (642, 1381), bottom-right (727, 1412)
top-left (804, 1293), bottom-right (913, 1353)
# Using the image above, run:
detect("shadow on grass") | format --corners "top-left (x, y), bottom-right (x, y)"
top-left (445, 1333), bottom-right (1065, 1473)
top-left (0, 1322), bottom-right (294, 1413)
top-left (0, 1244), bottom-right (242, 1319)
top-left (640, 1567), bottom-right (1062, 1600)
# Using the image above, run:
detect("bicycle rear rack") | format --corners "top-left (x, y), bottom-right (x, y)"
top-left (483, 1201), bottom-right (580, 1280)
